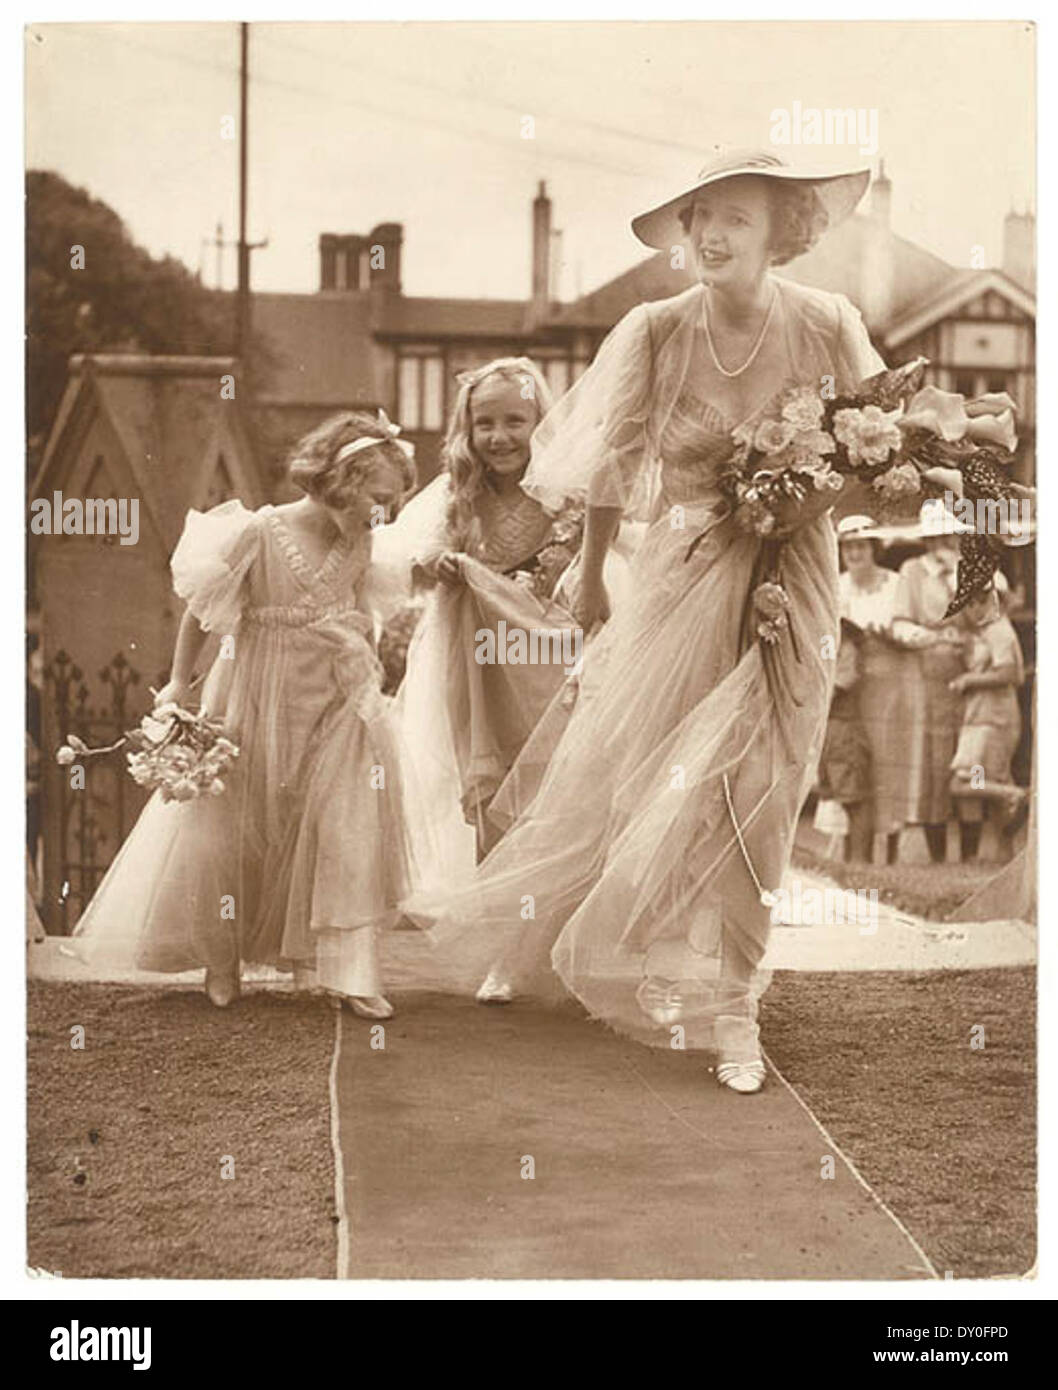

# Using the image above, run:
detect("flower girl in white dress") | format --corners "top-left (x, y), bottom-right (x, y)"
top-left (380, 358), bottom-right (638, 925)
top-left (74, 412), bottom-right (417, 1015)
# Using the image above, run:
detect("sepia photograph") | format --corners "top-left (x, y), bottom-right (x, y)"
top-left (19, 11), bottom-right (1041, 1314)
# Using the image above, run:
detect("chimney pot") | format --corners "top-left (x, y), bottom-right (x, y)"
top-left (531, 183), bottom-right (552, 322)
top-left (368, 223), bottom-right (403, 293)
top-left (1002, 209), bottom-right (1035, 290)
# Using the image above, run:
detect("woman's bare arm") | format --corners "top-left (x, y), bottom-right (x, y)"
top-left (575, 503), bottom-right (622, 628)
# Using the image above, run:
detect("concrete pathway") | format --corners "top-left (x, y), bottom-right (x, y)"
top-left (762, 868), bottom-right (1036, 973)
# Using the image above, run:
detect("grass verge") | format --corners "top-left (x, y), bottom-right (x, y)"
top-left (763, 967), bottom-right (1036, 1279)
top-left (27, 981), bottom-right (337, 1279)
top-left (790, 848), bottom-right (1000, 921)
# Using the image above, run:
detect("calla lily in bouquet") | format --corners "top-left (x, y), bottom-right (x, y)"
top-left (56, 702), bottom-right (239, 802)
top-left (690, 356), bottom-right (1030, 625)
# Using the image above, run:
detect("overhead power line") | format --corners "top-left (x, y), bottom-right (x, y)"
top-left (60, 24), bottom-right (701, 182)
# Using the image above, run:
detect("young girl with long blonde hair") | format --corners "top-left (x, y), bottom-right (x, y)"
top-left (384, 358), bottom-right (609, 930)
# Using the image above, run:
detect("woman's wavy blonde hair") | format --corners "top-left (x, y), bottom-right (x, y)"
top-left (288, 411), bottom-right (415, 512)
top-left (442, 357), bottom-right (554, 543)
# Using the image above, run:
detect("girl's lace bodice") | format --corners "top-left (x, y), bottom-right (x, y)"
top-left (465, 488), bottom-right (555, 573)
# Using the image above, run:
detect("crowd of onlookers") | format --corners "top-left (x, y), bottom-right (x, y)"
top-left (815, 511), bottom-right (1029, 865)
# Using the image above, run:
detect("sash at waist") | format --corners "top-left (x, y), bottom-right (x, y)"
top-left (244, 601), bottom-right (372, 636)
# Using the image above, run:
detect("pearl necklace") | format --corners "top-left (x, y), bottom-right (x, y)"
top-left (702, 285), bottom-right (778, 379)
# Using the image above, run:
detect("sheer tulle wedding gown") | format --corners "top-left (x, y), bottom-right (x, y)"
top-left (405, 277), bottom-right (884, 1054)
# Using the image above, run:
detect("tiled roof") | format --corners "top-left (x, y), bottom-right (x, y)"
top-left (373, 296), bottom-right (531, 340)
top-left (883, 267), bottom-right (1036, 348)
top-left (34, 355), bottom-right (261, 552)
top-left (554, 214), bottom-right (960, 333)
top-left (777, 218), bottom-right (956, 325)
top-left (252, 291), bottom-right (535, 408)
top-left (252, 292), bottom-right (380, 406)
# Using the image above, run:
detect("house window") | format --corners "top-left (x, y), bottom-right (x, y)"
top-left (954, 373), bottom-right (976, 398)
top-left (398, 358), bottom-right (421, 430)
top-left (422, 358), bottom-right (444, 430)
top-left (397, 354), bottom-right (445, 432)
top-left (543, 358), bottom-right (571, 398)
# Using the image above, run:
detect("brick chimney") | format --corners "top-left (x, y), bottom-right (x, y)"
top-left (318, 225), bottom-right (403, 293)
top-left (531, 181), bottom-right (552, 323)
top-left (859, 160), bottom-right (894, 331)
top-left (1002, 209), bottom-right (1035, 291)
top-left (319, 234), bottom-right (340, 291)
top-left (368, 223), bottom-right (403, 293)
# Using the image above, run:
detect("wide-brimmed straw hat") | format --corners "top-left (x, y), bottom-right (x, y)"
top-left (848, 499), bottom-right (976, 548)
top-left (916, 499), bottom-right (974, 538)
top-left (631, 148), bottom-right (871, 251)
top-left (836, 514), bottom-right (881, 542)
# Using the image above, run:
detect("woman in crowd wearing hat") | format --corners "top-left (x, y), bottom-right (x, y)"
top-left (409, 149), bottom-right (882, 1094)
top-left (835, 514), bottom-right (913, 863)
top-left (892, 508), bottom-right (970, 862)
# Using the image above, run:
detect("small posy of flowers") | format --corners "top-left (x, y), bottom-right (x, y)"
top-left (379, 601), bottom-right (425, 695)
top-left (509, 504), bottom-right (586, 604)
top-left (753, 581), bottom-right (791, 644)
top-left (57, 704), bottom-right (239, 802)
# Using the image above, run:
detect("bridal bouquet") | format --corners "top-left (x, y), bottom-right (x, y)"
top-left (693, 357), bottom-right (1026, 618)
top-left (57, 703), bottom-right (239, 802)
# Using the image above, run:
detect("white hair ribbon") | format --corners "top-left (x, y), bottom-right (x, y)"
top-left (333, 409), bottom-right (416, 466)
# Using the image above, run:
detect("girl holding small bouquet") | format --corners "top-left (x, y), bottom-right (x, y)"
top-left (74, 412), bottom-right (417, 1015)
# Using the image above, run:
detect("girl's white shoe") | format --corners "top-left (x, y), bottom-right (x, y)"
top-left (635, 976), bottom-right (684, 1026)
top-left (348, 995), bottom-right (394, 1020)
top-left (715, 1061), bottom-right (767, 1094)
top-left (204, 965), bottom-right (240, 1008)
top-left (475, 972), bottom-right (513, 1004)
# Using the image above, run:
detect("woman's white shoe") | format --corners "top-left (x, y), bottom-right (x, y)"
top-left (348, 995), bottom-right (394, 1020)
top-left (716, 1060), bottom-right (767, 1094)
top-left (475, 972), bottom-right (513, 1004)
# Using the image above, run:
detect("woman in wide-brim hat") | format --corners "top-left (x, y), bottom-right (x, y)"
top-left (407, 148), bottom-right (881, 1093)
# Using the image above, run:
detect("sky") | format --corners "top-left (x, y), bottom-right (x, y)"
top-left (25, 20), bottom-right (1036, 304)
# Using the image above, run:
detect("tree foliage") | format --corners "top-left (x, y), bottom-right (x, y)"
top-left (26, 170), bottom-right (239, 452)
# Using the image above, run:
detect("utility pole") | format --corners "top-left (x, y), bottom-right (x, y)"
top-left (236, 22), bottom-right (250, 362)
top-left (233, 26), bottom-right (268, 362)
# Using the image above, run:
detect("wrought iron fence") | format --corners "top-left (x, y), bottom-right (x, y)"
top-left (41, 650), bottom-right (156, 934)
